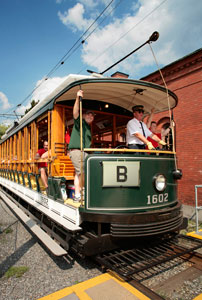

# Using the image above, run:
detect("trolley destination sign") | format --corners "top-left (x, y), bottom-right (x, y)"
top-left (102, 161), bottom-right (140, 187)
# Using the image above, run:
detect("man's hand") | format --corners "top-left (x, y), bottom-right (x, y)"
top-left (159, 140), bottom-right (166, 146)
top-left (35, 153), bottom-right (40, 160)
top-left (73, 90), bottom-right (83, 119)
top-left (77, 90), bottom-right (83, 98)
top-left (147, 142), bottom-right (155, 150)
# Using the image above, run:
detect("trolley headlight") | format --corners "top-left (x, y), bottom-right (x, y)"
top-left (153, 174), bottom-right (166, 192)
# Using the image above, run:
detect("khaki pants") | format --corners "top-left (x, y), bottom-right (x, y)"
top-left (69, 150), bottom-right (87, 175)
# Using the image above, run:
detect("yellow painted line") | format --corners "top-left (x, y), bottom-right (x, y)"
top-left (186, 230), bottom-right (202, 300)
top-left (37, 286), bottom-right (75, 300)
top-left (37, 272), bottom-right (151, 300)
top-left (193, 294), bottom-right (202, 300)
top-left (187, 229), bottom-right (202, 240)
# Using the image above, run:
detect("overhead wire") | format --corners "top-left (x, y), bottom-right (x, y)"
top-left (4, 77), bottom-right (48, 115)
top-left (3, 0), bottom-right (167, 119)
top-left (3, 0), bottom-right (116, 117)
top-left (78, 0), bottom-right (168, 74)
top-left (80, 0), bottom-right (124, 45)
top-left (45, 0), bottom-right (115, 78)
top-left (52, 0), bottom-right (124, 74)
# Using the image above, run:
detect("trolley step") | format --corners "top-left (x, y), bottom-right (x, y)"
top-left (0, 190), bottom-right (67, 256)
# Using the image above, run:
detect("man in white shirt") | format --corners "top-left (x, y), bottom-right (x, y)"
top-left (126, 105), bottom-right (166, 150)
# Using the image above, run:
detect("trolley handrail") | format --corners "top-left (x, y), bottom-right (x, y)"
top-left (84, 148), bottom-right (175, 154)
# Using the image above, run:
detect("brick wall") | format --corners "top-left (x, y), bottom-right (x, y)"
top-left (142, 49), bottom-right (202, 206)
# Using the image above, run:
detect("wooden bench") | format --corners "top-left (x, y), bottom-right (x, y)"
top-left (52, 156), bottom-right (75, 180)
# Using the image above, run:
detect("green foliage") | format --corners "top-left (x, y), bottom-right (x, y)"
top-left (0, 124), bottom-right (9, 139)
top-left (5, 266), bottom-right (29, 278)
top-left (24, 99), bottom-right (39, 115)
top-left (5, 227), bottom-right (13, 234)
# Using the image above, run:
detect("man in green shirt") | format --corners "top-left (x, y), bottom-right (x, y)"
top-left (69, 90), bottom-right (95, 202)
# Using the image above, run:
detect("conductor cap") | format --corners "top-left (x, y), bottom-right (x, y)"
top-left (132, 105), bottom-right (144, 112)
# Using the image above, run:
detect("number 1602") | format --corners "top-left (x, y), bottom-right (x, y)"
top-left (147, 193), bottom-right (168, 205)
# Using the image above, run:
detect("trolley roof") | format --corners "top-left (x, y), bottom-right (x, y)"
top-left (2, 74), bottom-right (178, 141)
top-left (55, 76), bottom-right (177, 113)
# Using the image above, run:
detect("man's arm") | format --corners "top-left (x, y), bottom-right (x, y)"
top-left (161, 127), bottom-right (170, 138)
top-left (134, 132), bottom-right (149, 144)
top-left (134, 132), bottom-right (155, 150)
top-left (73, 90), bottom-right (83, 119)
top-left (41, 150), bottom-right (51, 159)
top-left (150, 133), bottom-right (166, 146)
top-left (150, 133), bottom-right (161, 143)
top-left (128, 120), bottom-right (155, 149)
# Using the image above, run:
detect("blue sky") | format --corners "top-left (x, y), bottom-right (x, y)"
top-left (0, 0), bottom-right (201, 124)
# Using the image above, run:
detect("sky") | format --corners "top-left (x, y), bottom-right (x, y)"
top-left (0, 0), bottom-right (201, 125)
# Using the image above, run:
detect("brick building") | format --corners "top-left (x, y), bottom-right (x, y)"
top-left (141, 48), bottom-right (202, 211)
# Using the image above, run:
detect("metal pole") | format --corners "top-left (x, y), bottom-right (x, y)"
top-left (79, 95), bottom-right (84, 202)
top-left (195, 185), bottom-right (202, 233)
top-left (195, 185), bottom-right (198, 233)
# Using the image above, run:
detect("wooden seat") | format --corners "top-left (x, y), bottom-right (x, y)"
top-left (24, 179), bottom-right (30, 187)
top-left (14, 173), bottom-right (18, 182)
top-left (19, 174), bottom-right (24, 185)
top-left (23, 173), bottom-right (30, 188)
top-left (52, 156), bottom-right (74, 180)
top-left (54, 142), bottom-right (66, 155)
top-left (38, 176), bottom-right (46, 192)
top-left (30, 175), bottom-right (38, 191)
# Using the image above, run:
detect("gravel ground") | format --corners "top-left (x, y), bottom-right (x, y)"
top-left (1, 199), bottom-right (202, 300)
top-left (142, 259), bottom-right (202, 300)
top-left (0, 200), bottom-right (102, 300)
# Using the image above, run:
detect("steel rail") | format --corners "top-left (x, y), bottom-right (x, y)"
top-left (95, 235), bottom-right (202, 278)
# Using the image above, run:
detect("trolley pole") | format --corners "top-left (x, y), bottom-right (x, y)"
top-left (100, 31), bottom-right (159, 75)
top-left (87, 32), bottom-right (159, 75)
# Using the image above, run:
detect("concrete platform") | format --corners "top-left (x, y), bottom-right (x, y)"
top-left (38, 232), bottom-right (202, 300)
top-left (37, 269), bottom-right (202, 300)
top-left (182, 204), bottom-right (202, 221)
top-left (37, 272), bottom-right (151, 300)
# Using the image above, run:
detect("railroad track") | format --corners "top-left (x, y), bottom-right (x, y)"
top-left (95, 234), bottom-right (202, 300)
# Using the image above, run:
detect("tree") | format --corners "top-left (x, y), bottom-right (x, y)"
top-left (24, 100), bottom-right (39, 115)
top-left (0, 124), bottom-right (9, 139)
